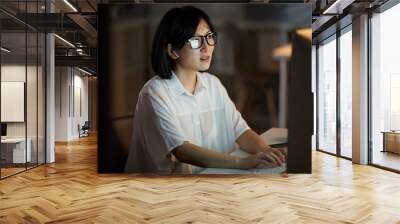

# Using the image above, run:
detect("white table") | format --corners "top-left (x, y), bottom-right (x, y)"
top-left (200, 128), bottom-right (287, 174)
top-left (1, 138), bottom-right (32, 163)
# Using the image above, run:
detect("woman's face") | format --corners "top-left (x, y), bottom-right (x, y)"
top-left (174, 19), bottom-right (215, 73)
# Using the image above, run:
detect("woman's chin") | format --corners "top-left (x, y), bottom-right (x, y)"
top-left (199, 64), bottom-right (211, 71)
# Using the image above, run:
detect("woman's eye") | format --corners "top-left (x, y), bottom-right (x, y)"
top-left (189, 38), bottom-right (201, 48)
top-left (207, 34), bottom-right (216, 41)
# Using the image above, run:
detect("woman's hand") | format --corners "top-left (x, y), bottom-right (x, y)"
top-left (262, 147), bottom-right (287, 166)
top-left (237, 151), bottom-right (281, 169)
top-left (236, 130), bottom-right (287, 165)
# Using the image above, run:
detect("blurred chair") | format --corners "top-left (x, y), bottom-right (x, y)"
top-left (78, 121), bottom-right (90, 138)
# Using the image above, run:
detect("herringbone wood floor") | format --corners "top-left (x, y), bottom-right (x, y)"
top-left (1, 135), bottom-right (400, 223)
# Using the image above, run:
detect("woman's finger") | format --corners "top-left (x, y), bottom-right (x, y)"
top-left (274, 148), bottom-right (286, 162)
top-left (263, 152), bottom-right (281, 166)
top-left (270, 148), bottom-right (285, 163)
top-left (256, 159), bottom-right (276, 168)
top-left (260, 151), bottom-right (282, 166)
top-left (278, 147), bottom-right (288, 160)
top-left (281, 147), bottom-right (288, 156)
top-left (262, 149), bottom-right (282, 165)
top-left (269, 151), bottom-right (283, 166)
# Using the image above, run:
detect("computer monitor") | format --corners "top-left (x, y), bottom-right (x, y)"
top-left (287, 29), bottom-right (312, 173)
top-left (1, 123), bottom-right (7, 137)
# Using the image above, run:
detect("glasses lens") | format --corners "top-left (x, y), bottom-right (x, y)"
top-left (188, 37), bottom-right (202, 49)
top-left (206, 33), bottom-right (217, 46)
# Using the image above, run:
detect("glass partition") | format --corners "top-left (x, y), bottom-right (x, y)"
top-left (38, 32), bottom-right (45, 165)
top-left (317, 36), bottom-right (337, 155)
top-left (0, 1), bottom-right (46, 179)
top-left (371, 3), bottom-right (400, 171)
top-left (27, 30), bottom-right (38, 169)
top-left (1, 31), bottom-right (28, 177)
top-left (339, 28), bottom-right (352, 158)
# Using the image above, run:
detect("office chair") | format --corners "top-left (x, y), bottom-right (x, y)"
top-left (79, 121), bottom-right (90, 138)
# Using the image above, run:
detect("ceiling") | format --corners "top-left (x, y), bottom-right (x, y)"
top-left (0, 0), bottom-right (392, 74)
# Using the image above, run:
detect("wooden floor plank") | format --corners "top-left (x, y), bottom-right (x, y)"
top-left (1, 135), bottom-right (400, 223)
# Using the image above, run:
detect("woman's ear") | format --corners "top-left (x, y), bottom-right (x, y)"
top-left (167, 44), bottom-right (180, 59)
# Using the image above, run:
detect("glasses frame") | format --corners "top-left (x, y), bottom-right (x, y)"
top-left (187, 32), bottom-right (217, 49)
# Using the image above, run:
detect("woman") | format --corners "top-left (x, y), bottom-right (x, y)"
top-left (125, 6), bottom-right (286, 174)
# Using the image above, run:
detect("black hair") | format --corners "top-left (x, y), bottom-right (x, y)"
top-left (151, 6), bottom-right (216, 79)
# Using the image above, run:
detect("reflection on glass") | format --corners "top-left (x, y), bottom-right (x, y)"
top-left (312, 46), bottom-right (317, 150)
top-left (318, 37), bottom-right (337, 154)
top-left (38, 33), bottom-right (46, 165)
top-left (371, 3), bottom-right (400, 171)
top-left (340, 30), bottom-right (352, 158)
top-left (1, 32), bottom-right (27, 177)
top-left (0, 1), bottom-right (46, 179)
top-left (27, 31), bottom-right (38, 169)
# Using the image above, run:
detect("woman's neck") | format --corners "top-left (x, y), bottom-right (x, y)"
top-left (174, 68), bottom-right (197, 94)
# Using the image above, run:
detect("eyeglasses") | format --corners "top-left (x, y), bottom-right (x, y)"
top-left (187, 32), bottom-right (217, 49)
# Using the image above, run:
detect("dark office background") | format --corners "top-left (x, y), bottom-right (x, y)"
top-left (98, 3), bottom-right (311, 173)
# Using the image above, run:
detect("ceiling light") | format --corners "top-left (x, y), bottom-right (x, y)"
top-left (54, 34), bottom-right (75, 48)
top-left (1, 47), bottom-right (11, 53)
top-left (323, 0), bottom-right (354, 15)
top-left (78, 67), bottom-right (92, 76)
top-left (63, 0), bottom-right (78, 12)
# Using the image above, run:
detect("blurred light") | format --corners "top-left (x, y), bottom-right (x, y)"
top-left (273, 44), bottom-right (292, 59)
top-left (54, 34), bottom-right (75, 48)
top-left (322, 0), bottom-right (354, 15)
top-left (1, 47), bottom-right (11, 53)
top-left (78, 67), bottom-right (92, 76)
top-left (63, 0), bottom-right (78, 12)
top-left (296, 28), bottom-right (312, 41)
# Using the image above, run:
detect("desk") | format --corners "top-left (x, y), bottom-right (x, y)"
top-left (1, 138), bottom-right (32, 163)
top-left (382, 131), bottom-right (400, 154)
top-left (200, 128), bottom-right (287, 174)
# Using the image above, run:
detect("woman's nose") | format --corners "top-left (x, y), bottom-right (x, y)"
top-left (201, 40), bottom-right (213, 53)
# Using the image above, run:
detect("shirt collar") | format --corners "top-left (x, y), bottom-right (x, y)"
top-left (170, 70), bottom-right (207, 96)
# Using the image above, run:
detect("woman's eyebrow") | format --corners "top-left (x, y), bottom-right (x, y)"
top-left (194, 30), bottom-right (212, 36)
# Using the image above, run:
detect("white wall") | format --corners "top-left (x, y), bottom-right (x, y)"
top-left (55, 67), bottom-right (89, 141)
top-left (1, 66), bottom-right (26, 138)
top-left (1, 65), bottom-right (39, 137)
top-left (1, 64), bottom-right (46, 164)
top-left (55, 66), bottom-right (69, 141)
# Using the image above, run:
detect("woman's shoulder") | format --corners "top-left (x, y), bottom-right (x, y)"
top-left (198, 72), bottom-right (222, 85)
top-left (198, 72), bottom-right (224, 91)
top-left (140, 75), bottom-right (166, 95)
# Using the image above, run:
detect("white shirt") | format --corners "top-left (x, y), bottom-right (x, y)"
top-left (124, 71), bottom-right (250, 174)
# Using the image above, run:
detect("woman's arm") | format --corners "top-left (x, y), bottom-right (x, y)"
top-left (236, 129), bottom-right (269, 154)
top-left (171, 142), bottom-right (272, 169)
top-left (236, 129), bottom-right (286, 165)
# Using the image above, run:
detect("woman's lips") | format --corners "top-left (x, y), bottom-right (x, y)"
top-left (201, 56), bottom-right (210, 62)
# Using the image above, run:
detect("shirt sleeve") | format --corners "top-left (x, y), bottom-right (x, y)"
top-left (139, 92), bottom-right (188, 166)
top-left (217, 79), bottom-right (250, 140)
